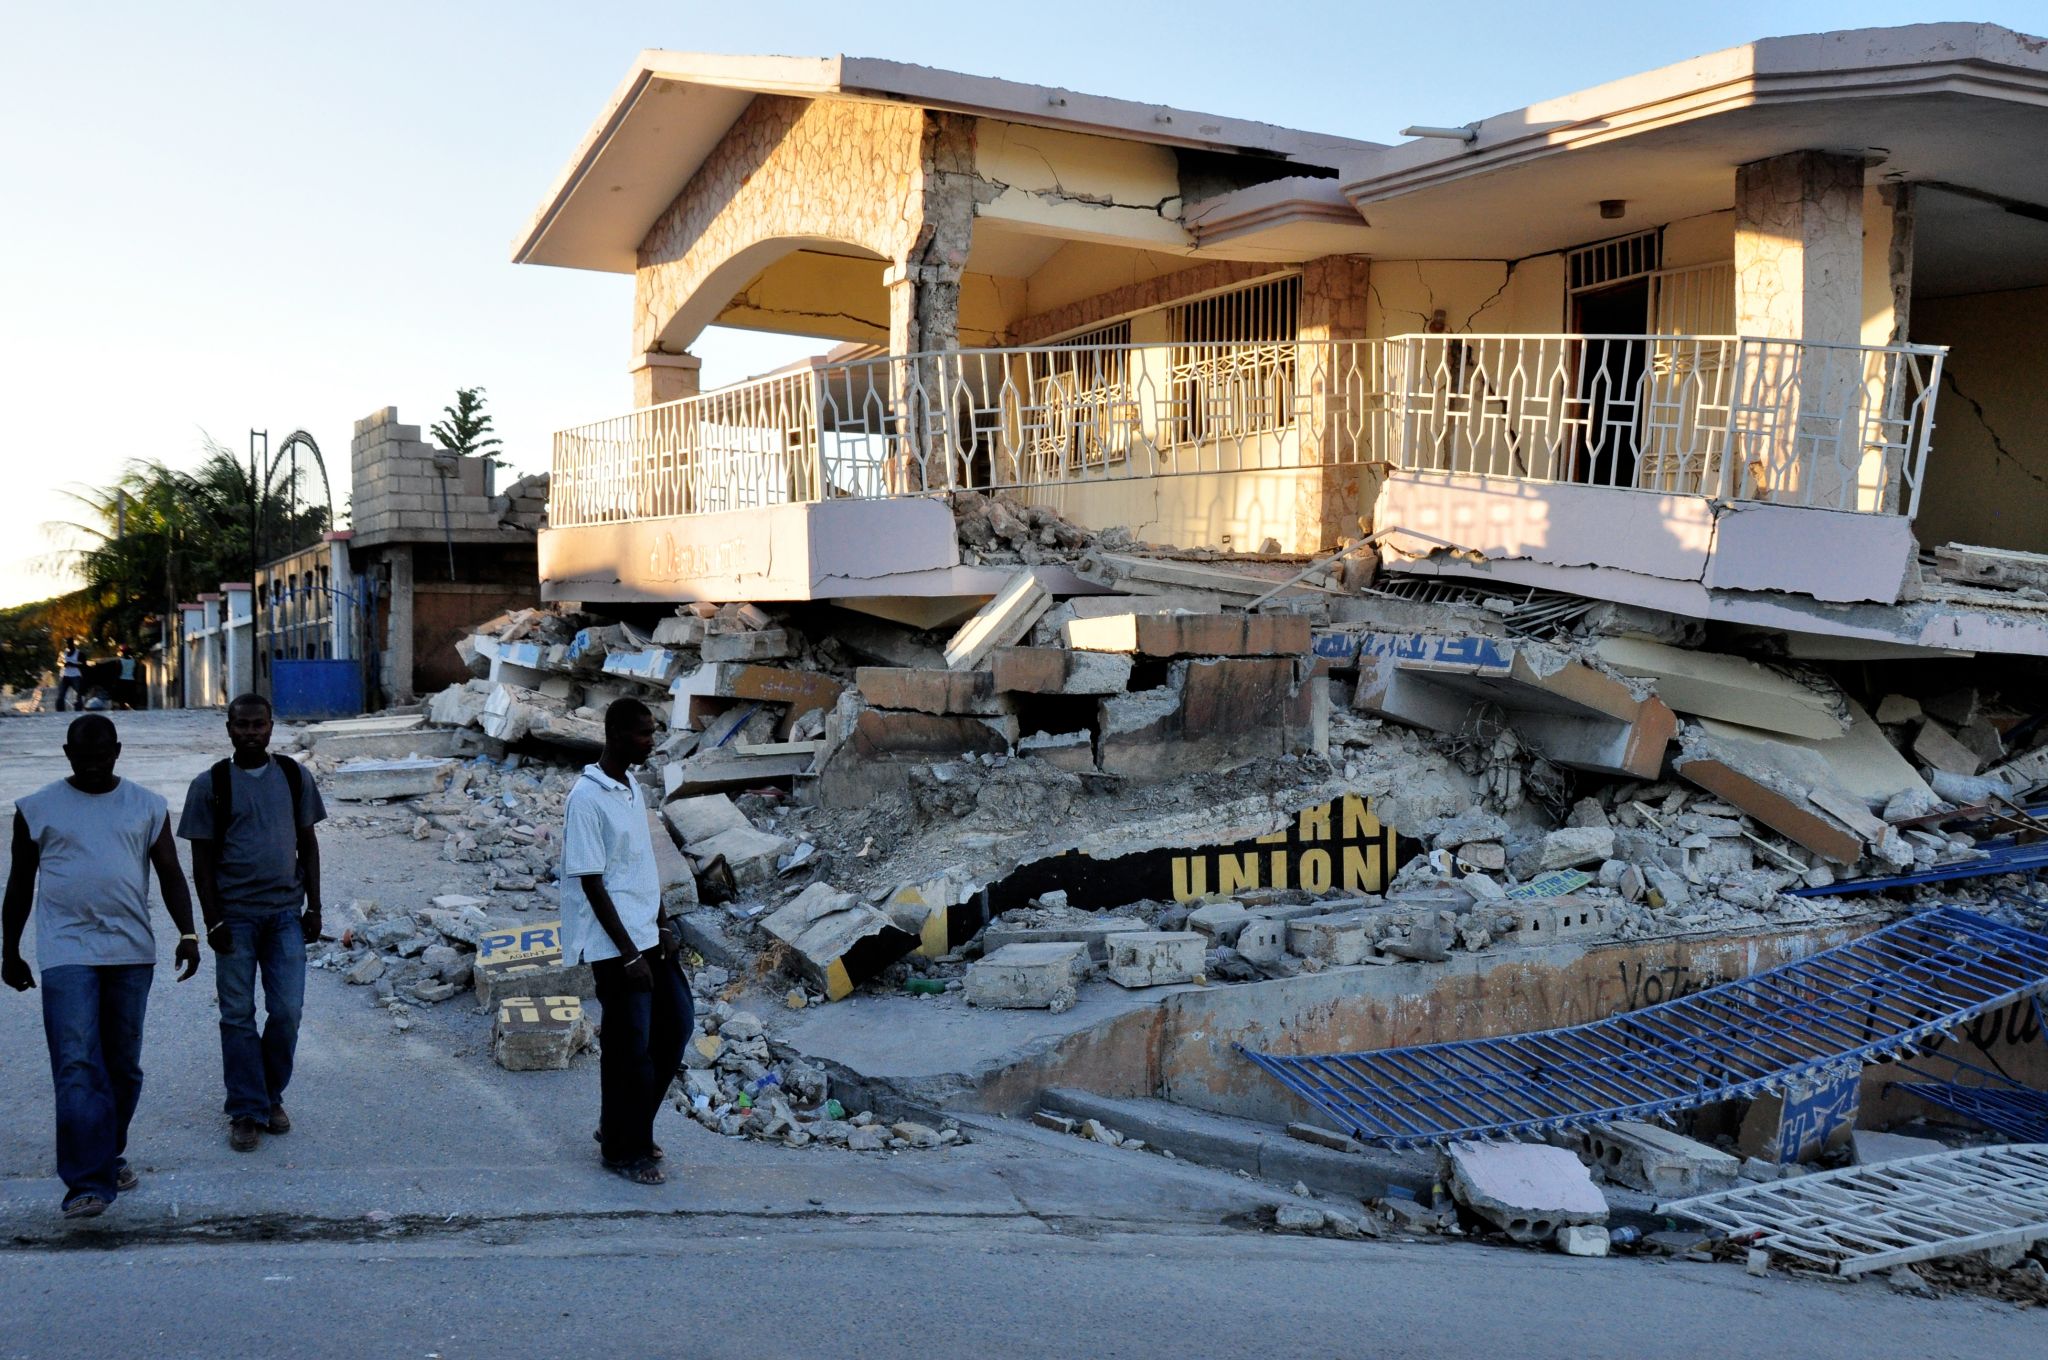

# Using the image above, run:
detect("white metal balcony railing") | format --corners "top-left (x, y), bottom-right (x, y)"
top-left (548, 334), bottom-right (1946, 530)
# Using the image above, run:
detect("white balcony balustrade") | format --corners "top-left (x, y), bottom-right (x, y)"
top-left (549, 334), bottom-right (1945, 530)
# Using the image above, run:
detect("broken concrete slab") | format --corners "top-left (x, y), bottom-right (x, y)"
top-left (1513, 827), bottom-right (1615, 876)
top-left (1016, 729), bottom-right (1096, 773)
top-left (1445, 1140), bottom-right (1607, 1243)
top-left (1591, 637), bottom-right (1848, 739)
top-left (1064, 612), bottom-right (1310, 658)
top-left (492, 994), bottom-right (593, 1071)
top-left (325, 757), bottom-right (456, 802)
top-left (1352, 631), bottom-right (1675, 780)
top-left (650, 614), bottom-right (708, 647)
top-left (979, 917), bottom-right (1153, 963)
top-left (944, 571), bottom-right (1051, 671)
top-left (1583, 1121), bottom-right (1740, 1197)
top-left (989, 646), bottom-right (1133, 696)
top-left (669, 663), bottom-right (843, 736)
top-left (1286, 911), bottom-right (1376, 966)
top-left (1913, 720), bottom-right (1984, 776)
top-left (760, 890), bottom-right (918, 1001)
top-left (661, 793), bottom-right (754, 848)
top-left (1851, 1130), bottom-right (1949, 1165)
top-left (854, 667), bottom-right (1010, 716)
top-left (1934, 541), bottom-right (2048, 592)
top-left (312, 728), bottom-right (466, 764)
top-left (665, 748), bottom-right (816, 798)
top-left (1186, 901), bottom-right (1252, 944)
top-left (1104, 931), bottom-right (1205, 988)
top-left (601, 647), bottom-right (690, 687)
top-left (964, 942), bottom-right (1089, 1010)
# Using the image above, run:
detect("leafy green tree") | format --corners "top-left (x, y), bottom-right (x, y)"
top-left (50, 437), bottom-right (326, 650)
top-left (431, 387), bottom-right (503, 463)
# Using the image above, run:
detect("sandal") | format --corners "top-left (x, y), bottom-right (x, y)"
top-left (115, 1164), bottom-right (139, 1193)
top-left (62, 1194), bottom-right (108, 1220)
top-left (609, 1156), bottom-right (665, 1186)
top-left (594, 1129), bottom-right (663, 1160)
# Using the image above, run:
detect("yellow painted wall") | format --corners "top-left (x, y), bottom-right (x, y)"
top-left (1361, 256), bottom-right (1564, 338)
top-left (1910, 286), bottom-right (2048, 554)
top-left (1663, 211), bottom-right (1733, 269)
top-left (1861, 188), bottom-right (1903, 347)
top-left (1013, 467), bottom-right (1329, 554)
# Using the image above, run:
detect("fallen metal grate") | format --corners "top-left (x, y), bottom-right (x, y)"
top-left (1237, 907), bottom-right (2048, 1147)
top-left (1658, 1144), bottom-right (2048, 1275)
top-left (1890, 1081), bottom-right (2048, 1142)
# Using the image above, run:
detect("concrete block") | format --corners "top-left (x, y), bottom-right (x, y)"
top-left (492, 994), bottom-right (593, 1071)
top-left (1445, 1140), bottom-right (1607, 1243)
top-left (1559, 1224), bottom-right (1610, 1257)
top-left (651, 615), bottom-right (708, 646)
top-left (944, 571), bottom-right (1051, 671)
top-left (1286, 911), bottom-right (1376, 965)
top-left (1104, 931), bottom-right (1205, 988)
top-left (855, 667), bottom-right (1009, 716)
top-left (472, 921), bottom-right (594, 1007)
top-left (312, 728), bottom-right (464, 763)
top-left (1235, 915), bottom-right (1289, 964)
top-left (1913, 720), bottom-right (1983, 776)
top-left (1582, 1121), bottom-right (1740, 1197)
top-left (1186, 901), bottom-right (1251, 944)
top-left (1064, 612), bottom-right (1310, 657)
top-left (990, 646), bottom-right (1134, 696)
top-left (703, 629), bottom-right (796, 664)
top-left (325, 757), bottom-right (455, 802)
top-left (690, 825), bottom-right (792, 888)
top-left (964, 942), bottom-right (1089, 1010)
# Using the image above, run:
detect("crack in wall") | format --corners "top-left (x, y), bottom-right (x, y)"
top-left (1942, 367), bottom-right (2048, 494)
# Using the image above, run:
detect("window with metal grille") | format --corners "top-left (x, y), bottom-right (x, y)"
top-left (1567, 231), bottom-right (1661, 293)
top-left (1170, 275), bottom-right (1300, 442)
top-left (1031, 320), bottom-right (1134, 471)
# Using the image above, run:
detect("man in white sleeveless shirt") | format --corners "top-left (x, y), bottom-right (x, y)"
top-left (2, 715), bottom-right (199, 1220)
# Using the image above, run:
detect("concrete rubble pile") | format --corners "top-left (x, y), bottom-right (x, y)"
top-left (383, 492), bottom-right (2045, 1023)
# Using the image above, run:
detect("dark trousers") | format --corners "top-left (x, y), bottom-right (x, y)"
top-left (592, 949), bottom-right (692, 1166)
top-left (53, 676), bottom-right (79, 712)
top-left (214, 908), bottom-right (306, 1120)
top-left (42, 964), bottom-right (153, 1206)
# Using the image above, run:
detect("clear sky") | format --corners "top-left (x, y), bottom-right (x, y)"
top-left (3, 1), bottom-right (2038, 607)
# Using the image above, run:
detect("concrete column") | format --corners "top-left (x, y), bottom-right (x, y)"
top-left (632, 351), bottom-right (702, 408)
top-left (1732, 150), bottom-right (1867, 508)
top-left (222, 584), bottom-right (253, 699)
top-left (384, 547), bottom-right (415, 706)
top-left (1734, 151), bottom-right (1865, 344)
top-left (882, 111), bottom-right (977, 494)
top-left (1299, 255), bottom-right (1374, 550)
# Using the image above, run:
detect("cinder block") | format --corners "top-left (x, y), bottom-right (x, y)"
top-left (856, 667), bottom-right (1008, 716)
top-left (704, 629), bottom-right (796, 664)
top-left (1104, 931), bottom-right (1205, 988)
top-left (1582, 1121), bottom-right (1740, 1196)
top-left (965, 942), bottom-right (1089, 1009)
top-left (1287, 911), bottom-right (1375, 965)
top-left (1065, 613), bottom-right (1310, 657)
top-left (492, 994), bottom-right (593, 1071)
top-left (1235, 916), bottom-right (1288, 963)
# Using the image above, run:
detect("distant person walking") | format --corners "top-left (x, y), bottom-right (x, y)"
top-left (2, 715), bottom-right (200, 1220)
top-left (53, 640), bottom-right (84, 713)
top-left (561, 697), bottom-right (688, 1186)
top-left (177, 693), bottom-right (326, 1153)
top-left (116, 647), bottom-right (141, 711)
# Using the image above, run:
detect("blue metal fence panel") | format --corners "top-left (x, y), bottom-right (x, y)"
top-left (1237, 907), bottom-right (2048, 1148)
top-left (271, 659), bottom-right (365, 721)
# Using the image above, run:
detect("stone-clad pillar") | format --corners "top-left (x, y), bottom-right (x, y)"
top-left (632, 351), bottom-right (701, 408)
top-left (1300, 255), bottom-right (1374, 550)
top-left (1732, 151), bottom-right (1867, 508)
top-left (884, 112), bottom-right (978, 492)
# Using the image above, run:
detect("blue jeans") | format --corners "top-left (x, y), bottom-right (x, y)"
top-left (41, 963), bottom-right (153, 1207)
top-left (214, 909), bottom-right (306, 1120)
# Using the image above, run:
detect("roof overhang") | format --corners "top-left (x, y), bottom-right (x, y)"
top-left (516, 52), bottom-right (1383, 274)
top-left (1337, 23), bottom-right (2048, 260)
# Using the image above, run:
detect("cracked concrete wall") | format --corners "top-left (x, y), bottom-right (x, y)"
top-left (633, 96), bottom-right (928, 356)
top-left (974, 119), bottom-right (1188, 250)
top-left (1912, 285), bottom-right (2048, 554)
top-left (1361, 256), bottom-right (1565, 339)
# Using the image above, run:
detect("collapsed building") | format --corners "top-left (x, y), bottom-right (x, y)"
top-left (303, 21), bottom-right (2048, 1275)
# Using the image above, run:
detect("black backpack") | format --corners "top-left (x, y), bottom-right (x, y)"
top-left (209, 755), bottom-right (307, 859)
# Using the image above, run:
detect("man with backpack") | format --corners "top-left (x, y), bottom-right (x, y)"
top-left (177, 693), bottom-right (326, 1152)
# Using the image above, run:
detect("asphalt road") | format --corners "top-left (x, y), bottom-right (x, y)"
top-left (9, 1217), bottom-right (2044, 1360)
